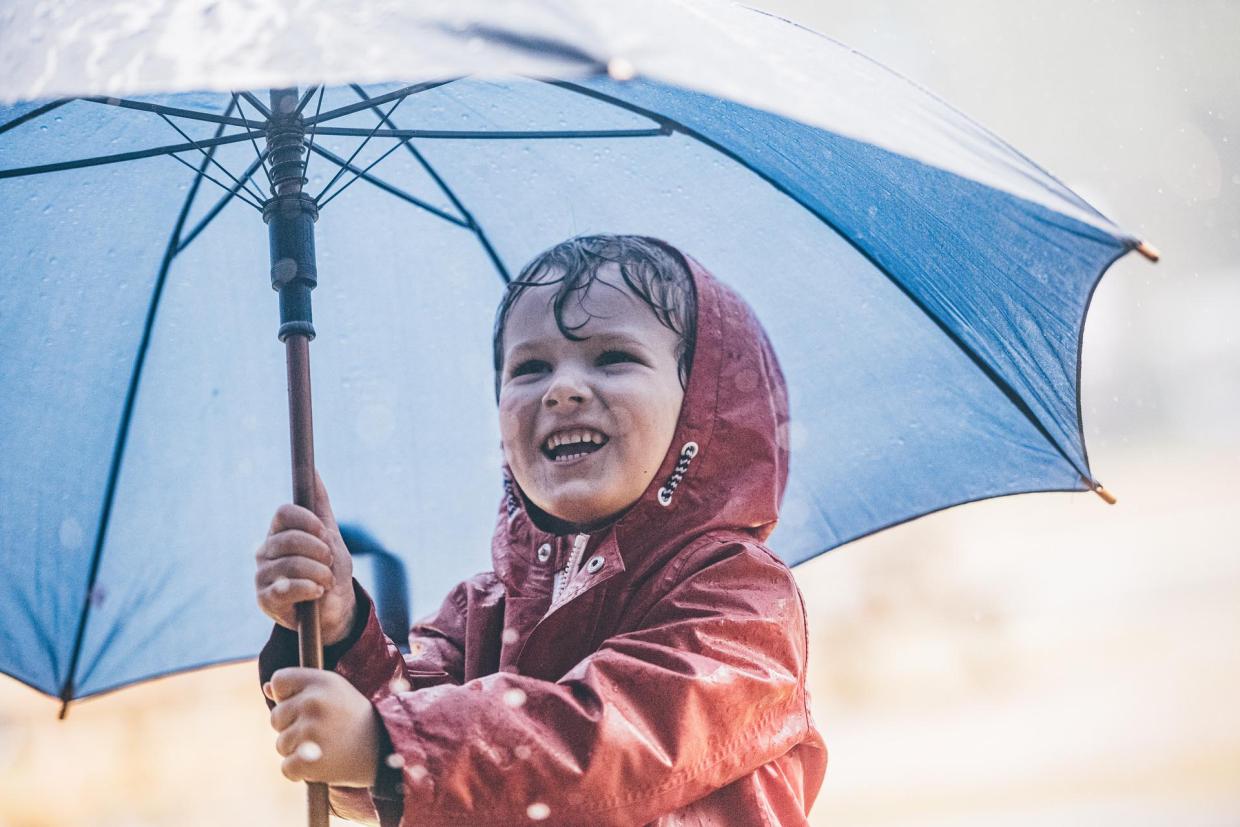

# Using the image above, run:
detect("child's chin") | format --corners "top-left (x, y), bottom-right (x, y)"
top-left (540, 493), bottom-right (621, 528)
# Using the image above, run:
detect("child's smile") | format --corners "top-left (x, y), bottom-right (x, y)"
top-left (497, 262), bottom-right (686, 530)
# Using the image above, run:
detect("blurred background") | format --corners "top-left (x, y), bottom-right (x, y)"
top-left (1, 1), bottom-right (1236, 825)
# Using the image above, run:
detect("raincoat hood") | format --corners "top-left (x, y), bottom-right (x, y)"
top-left (493, 255), bottom-right (790, 587)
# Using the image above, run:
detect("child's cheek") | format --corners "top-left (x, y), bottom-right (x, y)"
top-left (497, 401), bottom-right (524, 451)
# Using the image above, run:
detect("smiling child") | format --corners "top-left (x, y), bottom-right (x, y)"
top-left (255, 235), bottom-right (826, 825)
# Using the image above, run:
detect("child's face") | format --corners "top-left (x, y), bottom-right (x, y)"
top-left (498, 263), bottom-right (686, 529)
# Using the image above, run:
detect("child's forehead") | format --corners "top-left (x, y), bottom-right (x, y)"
top-left (509, 266), bottom-right (648, 326)
top-left (502, 269), bottom-right (674, 352)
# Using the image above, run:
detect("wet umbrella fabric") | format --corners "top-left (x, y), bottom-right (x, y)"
top-left (0, 6), bottom-right (1147, 705)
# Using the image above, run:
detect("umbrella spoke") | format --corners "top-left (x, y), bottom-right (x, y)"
top-left (176, 153), bottom-right (272, 252)
top-left (295, 86), bottom-right (321, 115)
top-left (231, 92), bottom-right (275, 196)
top-left (307, 143), bottom-right (467, 227)
top-left (301, 85), bottom-right (327, 184)
top-left (350, 84), bottom-right (510, 282)
top-left (239, 91), bottom-right (273, 119)
top-left (312, 93), bottom-right (409, 203)
top-left (316, 135), bottom-right (421, 209)
top-left (80, 96), bottom-right (262, 129)
top-left (0, 98), bottom-right (73, 136)
top-left (304, 79), bottom-right (457, 126)
top-left (156, 112), bottom-right (268, 204)
top-left (163, 151), bottom-right (264, 211)
top-left (0, 131), bottom-right (265, 178)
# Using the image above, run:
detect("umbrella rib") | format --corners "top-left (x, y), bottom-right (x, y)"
top-left (176, 153), bottom-right (273, 252)
top-left (56, 104), bottom-right (233, 715)
top-left (0, 131), bottom-right (266, 178)
top-left (350, 84), bottom-right (509, 282)
top-left (308, 126), bottom-right (669, 139)
top-left (231, 92), bottom-right (275, 195)
top-left (80, 95), bottom-right (263, 129)
top-left (304, 80), bottom-right (457, 125)
top-left (0, 98), bottom-right (72, 135)
top-left (544, 79), bottom-right (1091, 479)
top-left (156, 112), bottom-right (268, 205)
top-left (306, 143), bottom-right (468, 226)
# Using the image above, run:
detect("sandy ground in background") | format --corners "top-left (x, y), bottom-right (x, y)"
top-left (1, 449), bottom-right (1236, 826)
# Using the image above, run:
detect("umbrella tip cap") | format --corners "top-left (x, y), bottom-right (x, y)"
top-left (1090, 481), bottom-right (1118, 505)
top-left (1136, 241), bottom-right (1160, 262)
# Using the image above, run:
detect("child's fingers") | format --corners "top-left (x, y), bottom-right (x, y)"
top-left (281, 748), bottom-right (321, 783)
top-left (258, 577), bottom-right (324, 610)
top-left (257, 529), bottom-right (333, 568)
top-left (268, 502), bottom-right (326, 539)
top-left (268, 667), bottom-right (322, 703)
top-left (256, 555), bottom-right (334, 590)
top-left (273, 719), bottom-right (310, 757)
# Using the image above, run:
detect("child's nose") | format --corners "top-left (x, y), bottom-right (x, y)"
top-left (542, 371), bottom-right (590, 407)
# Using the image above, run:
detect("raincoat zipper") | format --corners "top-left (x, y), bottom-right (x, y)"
top-left (551, 533), bottom-right (589, 604)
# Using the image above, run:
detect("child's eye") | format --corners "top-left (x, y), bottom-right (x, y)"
top-left (598, 350), bottom-right (639, 366)
top-left (510, 359), bottom-right (549, 377)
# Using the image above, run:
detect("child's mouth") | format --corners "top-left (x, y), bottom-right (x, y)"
top-left (541, 431), bottom-right (609, 464)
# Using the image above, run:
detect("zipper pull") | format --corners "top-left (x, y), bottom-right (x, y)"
top-left (552, 533), bottom-right (591, 604)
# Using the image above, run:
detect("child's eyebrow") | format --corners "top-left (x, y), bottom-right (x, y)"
top-left (505, 331), bottom-right (650, 358)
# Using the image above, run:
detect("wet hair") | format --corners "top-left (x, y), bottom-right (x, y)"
top-left (492, 234), bottom-right (698, 402)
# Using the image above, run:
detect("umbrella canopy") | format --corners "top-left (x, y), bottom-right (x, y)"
top-left (0, 2), bottom-right (1151, 704)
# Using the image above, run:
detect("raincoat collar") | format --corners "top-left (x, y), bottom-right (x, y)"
top-left (492, 256), bottom-right (790, 591)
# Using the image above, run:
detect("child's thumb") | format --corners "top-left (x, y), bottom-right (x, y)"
top-left (313, 470), bottom-right (338, 530)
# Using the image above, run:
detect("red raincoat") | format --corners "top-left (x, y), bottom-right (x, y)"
top-left (260, 258), bottom-right (827, 825)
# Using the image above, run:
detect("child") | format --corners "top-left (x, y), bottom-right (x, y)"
top-left (255, 235), bottom-right (827, 825)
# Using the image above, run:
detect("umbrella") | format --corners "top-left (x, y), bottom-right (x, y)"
top-left (0, 0), bottom-right (1156, 819)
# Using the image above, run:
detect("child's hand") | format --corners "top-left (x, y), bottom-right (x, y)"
top-left (255, 472), bottom-right (357, 645)
top-left (265, 668), bottom-right (381, 787)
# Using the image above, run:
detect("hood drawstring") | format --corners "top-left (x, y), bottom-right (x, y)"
top-left (657, 442), bottom-right (700, 507)
top-left (503, 473), bottom-right (520, 521)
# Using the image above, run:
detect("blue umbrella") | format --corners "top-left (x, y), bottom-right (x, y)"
top-left (1, 4), bottom-right (1156, 714)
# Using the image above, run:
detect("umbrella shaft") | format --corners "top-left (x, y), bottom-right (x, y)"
top-left (286, 333), bottom-right (322, 670)
top-left (285, 333), bottom-right (329, 827)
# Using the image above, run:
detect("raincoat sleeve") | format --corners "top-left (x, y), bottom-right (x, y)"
top-left (257, 577), bottom-right (468, 694)
top-left (340, 537), bottom-right (814, 827)
top-left (259, 578), bottom-right (474, 825)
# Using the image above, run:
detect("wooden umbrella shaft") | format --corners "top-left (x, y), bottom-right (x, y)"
top-left (285, 333), bottom-right (330, 827)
